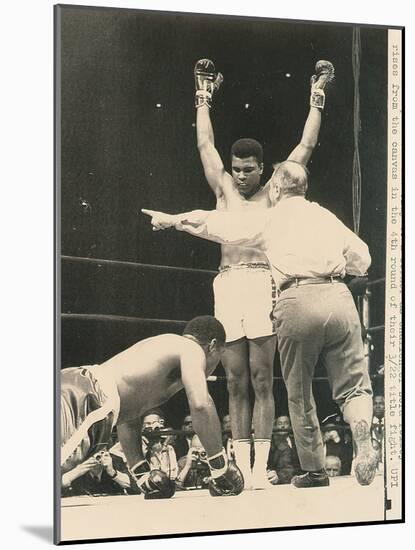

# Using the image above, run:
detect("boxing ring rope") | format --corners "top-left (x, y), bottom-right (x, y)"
top-left (61, 254), bottom-right (386, 378)
top-left (206, 375), bottom-right (374, 383)
top-left (62, 313), bottom-right (187, 326)
top-left (366, 325), bottom-right (385, 334)
top-left (367, 277), bottom-right (385, 288)
top-left (61, 255), bottom-right (217, 276)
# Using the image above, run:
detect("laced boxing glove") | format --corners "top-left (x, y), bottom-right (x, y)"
top-left (143, 470), bottom-right (176, 500)
top-left (130, 460), bottom-right (175, 499)
top-left (206, 449), bottom-right (244, 496)
top-left (310, 60), bottom-right (335, 110)
top-left (194, 59), bottom-right (224, 109)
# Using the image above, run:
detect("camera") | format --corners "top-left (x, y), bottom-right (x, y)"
top-left (94, 450), bottom-right (106, 462)
top-left (192, 450), bottom-right (208, 463)
top-left (143, 426), bottom-right (163, 441)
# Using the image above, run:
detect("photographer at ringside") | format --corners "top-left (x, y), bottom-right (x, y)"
top-left (111, 410), bottom-right (179, 481)
top-left (176, 435), bottom-right (211, 490)
top-left (142, 411), bottom-right (178, 481)
top-left (61, 448), bottom-right (137, 496)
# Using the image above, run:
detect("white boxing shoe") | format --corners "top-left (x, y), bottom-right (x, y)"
top-left (239, 468), bottom-right (253, 491)
top-left (251, 468), bottom-right (273, 490)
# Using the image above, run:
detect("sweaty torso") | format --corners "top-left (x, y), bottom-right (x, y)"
top-left (217, 173), bottom-right (271, 267)
top-left (97, 334), bottom-right (188, 424)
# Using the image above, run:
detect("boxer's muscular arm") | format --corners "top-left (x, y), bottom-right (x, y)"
top-left (179, 340), bottom-right (223, 457)
top-left (263, 107), bottom-right (320, 192)
top-left (141, 208), bottom-right (268, 247)
top-left (286, 107), bottom-right (321, 166)
top-left (197, 106), bottom-right (227, 196)
top-left (116, 418), bottom-right (145, 470)
top-left (285, 61), bottom-right (335, 167)
top-left (194, 60), bottom-right (228, 197)
top-left (178, 209), bottom-right (268, 249)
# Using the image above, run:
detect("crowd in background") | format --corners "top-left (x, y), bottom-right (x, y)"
top-left (61, 393), bottom-right (385, 496)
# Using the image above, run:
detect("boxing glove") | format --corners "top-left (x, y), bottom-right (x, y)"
top-left (310, 60), bottom-right (335, 110)
top-left (207, 449), bottom-right (244, 496)
top-left (194, 58), bottom-right (223, 109)
top-left (130, 460), bottom-right (175, 499)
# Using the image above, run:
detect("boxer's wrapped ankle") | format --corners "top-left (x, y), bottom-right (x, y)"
top-left (130, 459), bottom-right (150, 479)
top-left (208, 449), bottom-right (228, 479)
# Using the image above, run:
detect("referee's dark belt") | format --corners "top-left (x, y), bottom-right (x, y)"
top-left (279, 275), bottom-right (343, 293)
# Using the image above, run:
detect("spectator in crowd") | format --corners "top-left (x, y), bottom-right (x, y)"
top-left (109, 410), bottom-right (163, 460)
top-left (162, 421), bottom-right (179, 450)
top-left (266, 415), bottom-right (300, 485)
top-left (372, 394), bottom-right (385, 421)
top-left (182, 414), bottom-right (195, 440)
top-left (143, 411), bottom-right (178, 481)
top-left (321, 414), bottom-right (353, 475)
top-left (109, 410), bottom-right (178, 481)
top-left (222, 414), bottom-right (235, 461)
top-left (145, 438), bottom-right (178, 480)
top-left (61, 449), bottom-right (137, 497)
top-left (273, 415), bottom-right (294, 445)
top-left (325, 455), bottom-right (342, 478)
top-left (131, 410), bottom-right (178, 480)
top-left (141, 409), bottom-right (166, 455)
top-left (371, 394), bottom-right (385, 446)
top-left (275, 416), bottom-right (300, 467)
top-left (176, 435), bottom-right (211, 490)
top-left (173, 414), bottom-right (195, 460)
top-left (142, 409), bottom-right (165, 430)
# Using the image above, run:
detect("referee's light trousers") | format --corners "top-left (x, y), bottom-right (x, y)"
top-left (274, 282), bottom-right (373, 472)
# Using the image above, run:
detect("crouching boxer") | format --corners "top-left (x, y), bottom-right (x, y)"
top-left (60, 315), bottom-right (244, 498)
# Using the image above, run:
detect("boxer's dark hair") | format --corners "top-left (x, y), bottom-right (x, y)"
top-left (231, 138), bottom-right (263, 164)
top-left (183, 315), bottom-right (226, 345)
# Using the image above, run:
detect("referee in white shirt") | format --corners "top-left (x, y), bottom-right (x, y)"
top-left (142, 160), bottom-right (378, 487)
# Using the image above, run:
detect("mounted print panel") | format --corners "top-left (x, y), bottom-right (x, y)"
top-left (54, 4), bottom-right (403, 544)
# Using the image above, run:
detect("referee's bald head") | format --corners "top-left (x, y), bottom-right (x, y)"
top-left (270, 160), bottom-right (309, 202)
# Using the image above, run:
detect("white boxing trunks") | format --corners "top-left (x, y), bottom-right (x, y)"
top-left (213, 262), bottom-right (277, 342)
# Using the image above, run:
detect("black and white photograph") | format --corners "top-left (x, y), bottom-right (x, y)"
top-left (52, 1), bottom-right (402, 545)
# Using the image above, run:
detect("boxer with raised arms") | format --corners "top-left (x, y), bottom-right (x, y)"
top-left (192, 58), bottom-right (334, 488)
